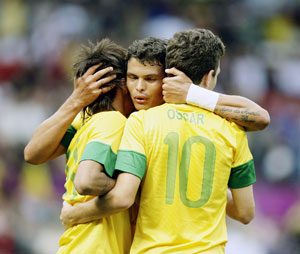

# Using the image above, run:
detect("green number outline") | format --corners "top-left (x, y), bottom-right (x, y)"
top-left (164, 132), bottom-right (216, 208)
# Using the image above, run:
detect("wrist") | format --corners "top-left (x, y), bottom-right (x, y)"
top-left (67, 94), bottom-right (85, 112)
top-left (186, 84), bottom-right (219, 112)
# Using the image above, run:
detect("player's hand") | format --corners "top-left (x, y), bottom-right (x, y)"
top-left (71, 63), bottom-right (116, 109)
top-left (162, 68), bottom-right (193, 104)
top-left (60, 201), bottom-right (75, 230)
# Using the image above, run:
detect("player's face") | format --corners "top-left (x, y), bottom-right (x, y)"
top-left (126, 57), bottom-right (165, 110)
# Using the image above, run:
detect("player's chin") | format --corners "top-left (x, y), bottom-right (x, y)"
top-left (134, 102), bottom-right (151, 111)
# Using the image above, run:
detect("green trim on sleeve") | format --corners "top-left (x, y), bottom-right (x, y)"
top-left (60, 125), bottom-right (77, 149)
top-left (115, 150), bottom-right (147, 180)
top-left (228, 159), bottom-right (256, 188)
top-left (80, 141), bottom-right (117, 177)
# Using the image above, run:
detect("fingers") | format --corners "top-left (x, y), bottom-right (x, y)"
top-left (93, 74), bottom-right (116, 88)
top-left (84, 66), bottom-right (114, 84)
top-left (165, 67), bottom-right (184, 76)
top-left (100, 85), bottom-right (115, 94)
top-left (163, 76), bottom-right (178, 84)
top-left (83, 63), bottom-right (102, 78)
top-left (91, 66), bottom-right (114, 82)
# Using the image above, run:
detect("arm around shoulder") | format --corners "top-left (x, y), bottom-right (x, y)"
top-left (215, 95), bottom-right (270, 131)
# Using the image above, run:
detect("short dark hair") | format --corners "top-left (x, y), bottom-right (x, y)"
top-left (73, 38), bottom-right (126, 120)
top-left (166, 28), bottom-right (225, 84)
top-left (126, 37), bottom-right (167, 68)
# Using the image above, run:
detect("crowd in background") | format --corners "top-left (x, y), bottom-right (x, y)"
top-left (0, 0), bottom-right (300, 253)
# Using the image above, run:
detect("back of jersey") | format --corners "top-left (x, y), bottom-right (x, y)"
top-left (116, 103), bottom-right (254, 254)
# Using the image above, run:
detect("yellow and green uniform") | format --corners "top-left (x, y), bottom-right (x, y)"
top-left (115, 103), bottom-right (256, 254)
top-left (58, 111), bottom-right (132, 254)
top-left (60, 112), bottom-right (83, 149)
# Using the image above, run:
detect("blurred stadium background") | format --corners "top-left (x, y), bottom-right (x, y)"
top-left (0, 0), bottom-right (300, 253)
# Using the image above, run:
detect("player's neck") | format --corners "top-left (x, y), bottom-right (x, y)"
top-left (112, 88), bottom-right (128, 117)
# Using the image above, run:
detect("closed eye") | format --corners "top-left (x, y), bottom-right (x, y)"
top-left (127, 74), bottom-right (138, 80)
top-left (145, 76), bottom-right (159, 81)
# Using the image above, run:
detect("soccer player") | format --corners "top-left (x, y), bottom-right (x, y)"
top-left (61, 29), bottom-right (257, 253)
top-left (35, 39), bottom-right (134, 254)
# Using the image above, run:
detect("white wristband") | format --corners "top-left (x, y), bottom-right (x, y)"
top-left (186, 84), bottom-right (219, 112)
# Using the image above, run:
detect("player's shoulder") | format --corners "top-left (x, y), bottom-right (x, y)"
top-left (226, 119), bottom-right (246, 133)
top-left (87, 111), bottom-right (127, 131)
top-left (71, 112), bottom-right (84, 130)
top-left (128, 107), bottom-right (154, 119)
top-left (94, 110), bottom-right (126, 121)
top-left (204, 111), bottom-right (246, 138)
top-left (144, 103), bottom-right (171, 115)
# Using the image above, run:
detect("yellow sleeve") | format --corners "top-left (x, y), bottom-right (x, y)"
top-left (115, 111), bottom-right (147, 179)
top-left (60, 113), bottom-right (83, 149)
top-left (71, 112), bottom-right (84, 130)
top-left (80, 112), bottom-right (127, 177)
top-left (229, 127), bottom-right (256, 188)
top-left (232, 126), bottom-right (253, 168)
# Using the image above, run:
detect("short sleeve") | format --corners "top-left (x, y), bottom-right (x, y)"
top-left (60, 125), bottom-right (76, 149)
top-left (115, 112), bottom-right (147, 180)
top-left (60, 113), bottom-right (83, 149)
top-left (80, 112), bottom-right (127, 177)
top-left (228, 128), bottom-right (256, 188)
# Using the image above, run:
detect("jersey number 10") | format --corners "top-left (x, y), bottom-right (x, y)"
top-left (164, 132), bottom-right (216, 208)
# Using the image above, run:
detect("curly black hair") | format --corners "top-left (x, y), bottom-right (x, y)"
top-left (126, 37), bottom-right (168, 68)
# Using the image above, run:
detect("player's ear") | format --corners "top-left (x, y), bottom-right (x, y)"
top-left (201, 70), bottom-right (214, 89)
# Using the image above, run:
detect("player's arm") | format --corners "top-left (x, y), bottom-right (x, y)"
top-left (24, 64), bottom-right (116, 164)
top-left (74, 160), bottom-right (116, 196)
top-left (61, 172), bottom-right (141, 229)
top-left (226, 186), bottom-right (255, 224)
top-left (162, 68), bottom-right (270, 131)
top-left (226, 126), bottom-right (256, 224)
top-left (61, 113), bottom-right (145, 229)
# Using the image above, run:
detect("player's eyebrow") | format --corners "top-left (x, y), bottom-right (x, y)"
top-left (127, 72), bottom-right (161, 78)
top-left (126, 72), bottom-right (137, 76)
top-left (144, 74), bottom-right (161, 78)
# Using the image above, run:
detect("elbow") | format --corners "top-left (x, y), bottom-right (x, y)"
top-left (239, 214), bottom-right (254, 225)
top-left (110, 191), bottom-right (135, 211)
top-left (257, 110), bottom-right (270, 131)
top-left (24, 146), bottom-right (40, 165)
top-left (238, 206), bottom-right (255, 224)
top-left (74, 179), bottom-right (93, 196)
top-left (115, 193), bottom-right (135, 210)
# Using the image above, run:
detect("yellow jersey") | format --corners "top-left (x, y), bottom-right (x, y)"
top-left (58, 111), bottom-right (132, 254)
top-left (115, 103), bottom-right (256, 254)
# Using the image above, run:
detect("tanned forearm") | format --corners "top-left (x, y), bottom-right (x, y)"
top-left (62, 195), bottom-right (120, 227)
top-left (61, 183), bottom-right (131, 227)
top-left (24, 65), bottom-right (116, 164)
top-left (24, 96), bottom-right (82, 164)
top-left (214, 95), bottom-right (270, 131)
top-left (61, 173), bottom-right (140, 228)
